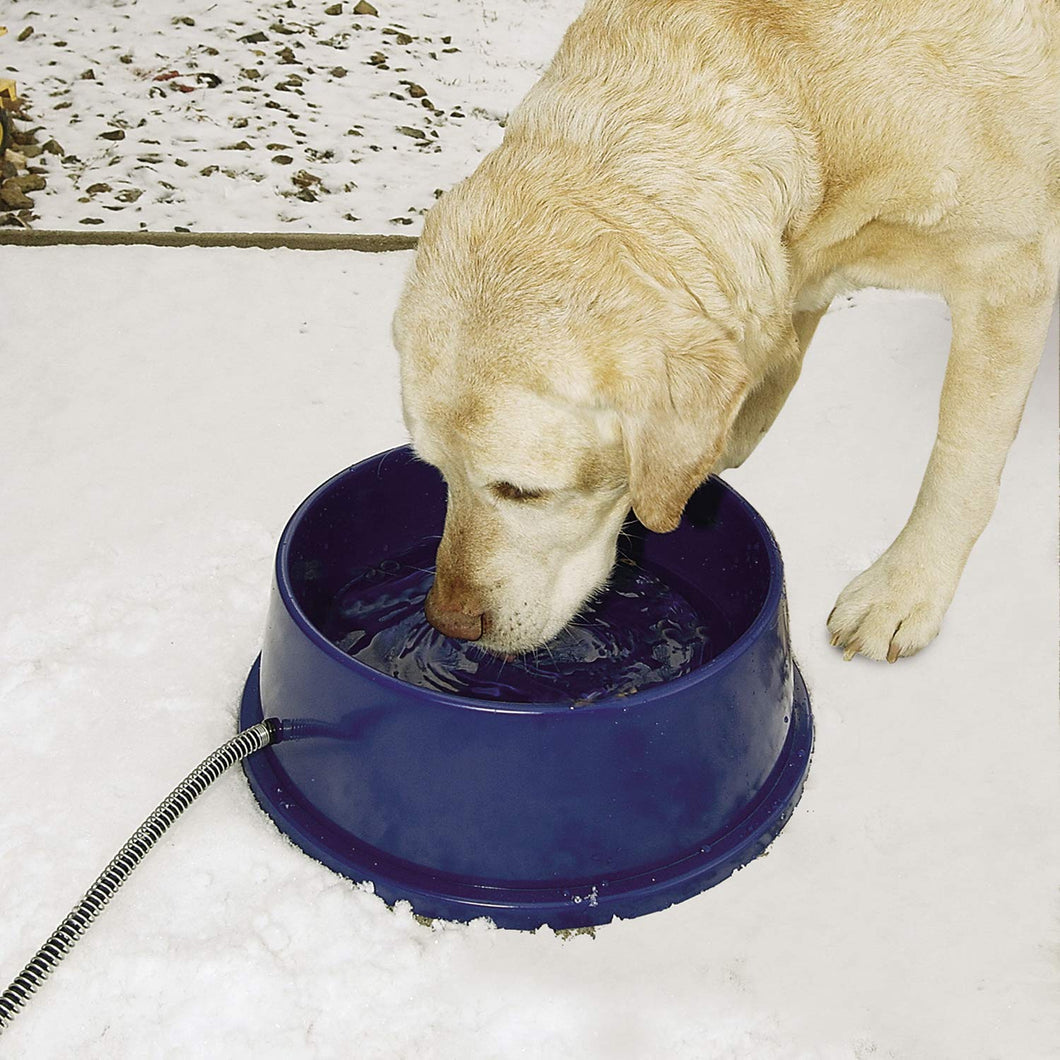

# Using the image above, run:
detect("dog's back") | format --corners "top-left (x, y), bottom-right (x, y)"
top-left (522, 0), bottom-right (1059, 229)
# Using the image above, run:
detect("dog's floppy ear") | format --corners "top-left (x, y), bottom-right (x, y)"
top-left (617, 337), bottom-right (749, 533)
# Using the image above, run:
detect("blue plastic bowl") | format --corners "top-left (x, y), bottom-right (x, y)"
top-left (240, 446), bottom-right (812, 929)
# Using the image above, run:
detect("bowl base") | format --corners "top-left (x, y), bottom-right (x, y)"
top-left (240, 657), bottom-right (813, 930)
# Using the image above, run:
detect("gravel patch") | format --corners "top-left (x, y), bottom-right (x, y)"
top-left (0, 0), bottom-right (570, 233)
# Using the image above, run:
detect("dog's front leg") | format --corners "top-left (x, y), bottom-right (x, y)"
top-left (718, 309), bottom-right (824, 471)
top-left (827, 274), bottom-right (1056, 662)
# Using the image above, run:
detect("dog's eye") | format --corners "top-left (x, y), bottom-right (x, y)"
top-left (490, 481), bottom-right (549, 502)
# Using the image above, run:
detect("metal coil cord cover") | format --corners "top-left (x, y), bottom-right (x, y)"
top-left (0, 718), bottom-right (281, 1033)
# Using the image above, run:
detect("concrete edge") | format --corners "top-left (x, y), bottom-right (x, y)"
top-left (0, 229), bottom-right (419, 251)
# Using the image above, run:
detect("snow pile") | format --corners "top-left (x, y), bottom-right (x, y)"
top-left (0, 0), bottom-right (572, 232)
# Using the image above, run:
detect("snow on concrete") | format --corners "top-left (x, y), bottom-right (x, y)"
top-left (0, 244), bottom-right (1056, 1059)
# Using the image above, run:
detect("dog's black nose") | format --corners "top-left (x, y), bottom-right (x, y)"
top-left (424, 585), bottom-right (484, 641)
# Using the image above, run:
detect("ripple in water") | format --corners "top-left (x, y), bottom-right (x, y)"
top-left (321, 548), bottom-right (725, 705)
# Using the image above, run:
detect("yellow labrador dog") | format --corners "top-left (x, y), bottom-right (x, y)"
top-left (393, 0), bottom-right (1059, 662)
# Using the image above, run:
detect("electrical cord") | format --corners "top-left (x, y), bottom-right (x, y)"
top-left (0, 717), bottom-right (281, 1034)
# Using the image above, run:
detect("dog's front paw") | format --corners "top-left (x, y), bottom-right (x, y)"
top-left (827, 549), bottom-right (953, 663)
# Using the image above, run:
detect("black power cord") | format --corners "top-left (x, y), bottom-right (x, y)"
top-left (0, 717), bottom-right (281, 1034)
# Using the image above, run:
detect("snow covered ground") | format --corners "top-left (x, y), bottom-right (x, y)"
top-left (1, 3), bottom-right (1058, 1054)
top-left (0, 244), bottom-right (1056, 1059)
top-left (1, 0), bottom-right (571, 233)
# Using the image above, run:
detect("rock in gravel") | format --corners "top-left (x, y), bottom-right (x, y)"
top-left (326, 3), bottom-right (344, 14)
top-left (396, 125), bottom-right (426, 139)
top-left (12, 127), bottom-right (42, 146)
top-left (0, 182), bottom-right (34, 209)
top-left (406, 82), bottom-right (427, 98)
top-left (86, 182), bottom-right (112, 194)
top-left (43, 139), bottom-right (64, 155)
top-left (10, 174), bottom-right (46, 193)
top-left (353, 1), bottom-right (378, 14)
top-left (100, 129), bottom-right (126, 141)
top-left (17, 26), bottom-right (34, 42)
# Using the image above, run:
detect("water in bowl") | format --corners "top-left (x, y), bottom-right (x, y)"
top-left (321, 545), bottom-right (732, 705)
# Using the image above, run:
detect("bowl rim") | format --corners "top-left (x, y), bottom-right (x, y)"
top-left (274, 445), bottom-right (785, 715)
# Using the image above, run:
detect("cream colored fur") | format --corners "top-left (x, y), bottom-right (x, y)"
top-left (393, 0), bottom-right (1060, 661)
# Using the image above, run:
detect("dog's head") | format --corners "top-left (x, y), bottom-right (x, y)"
top-left (392, 169), bottom-right (748, 653)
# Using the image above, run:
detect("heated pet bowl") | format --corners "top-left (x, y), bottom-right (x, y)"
top-left (240, 446), bottom-right (812, 929)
